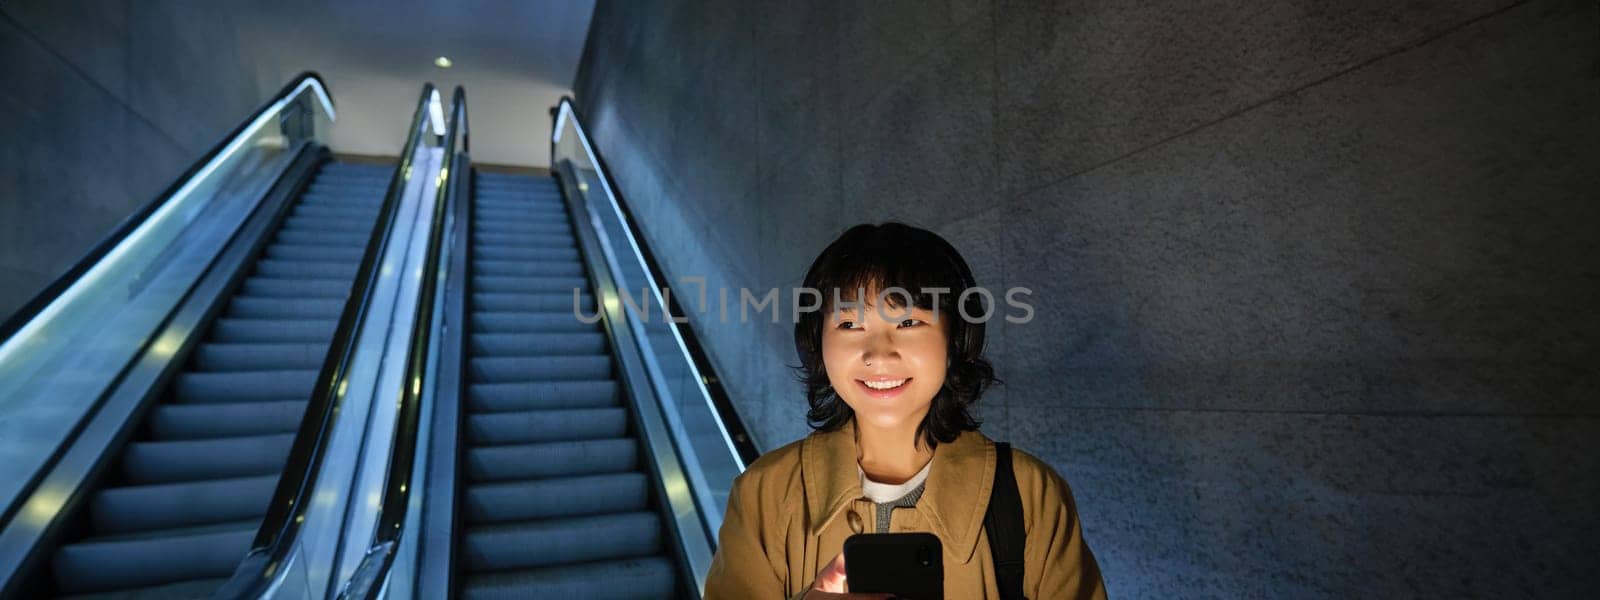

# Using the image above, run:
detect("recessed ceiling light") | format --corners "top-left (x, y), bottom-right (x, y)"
top-left (434, 56), bottom-right (453, 68)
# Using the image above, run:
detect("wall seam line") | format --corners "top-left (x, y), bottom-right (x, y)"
top-left (0, 10), bottom-right (190, 156)
top-left (1003, 0), bottom-right (1537, 207)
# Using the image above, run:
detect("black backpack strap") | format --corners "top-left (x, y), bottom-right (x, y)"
top-left (985, 442), bottom-right (1026, 600)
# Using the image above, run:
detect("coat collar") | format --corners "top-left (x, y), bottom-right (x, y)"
top-left (802, 418), bottom-right (997, 563)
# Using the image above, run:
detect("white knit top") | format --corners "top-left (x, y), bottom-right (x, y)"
top-left (858, 460), bottom-right (933, 503)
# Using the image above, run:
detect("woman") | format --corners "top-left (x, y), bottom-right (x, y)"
top-left (704, 222), bottom-right (1107, 599)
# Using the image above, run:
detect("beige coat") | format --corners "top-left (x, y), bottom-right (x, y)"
top-left (704, 419), bottom-right (1108, 599)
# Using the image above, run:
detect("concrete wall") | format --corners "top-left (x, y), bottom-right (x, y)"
top-left (0, 1), bottom-right (286, 324)
top-left (572, 0), bottom-right (1599, 596)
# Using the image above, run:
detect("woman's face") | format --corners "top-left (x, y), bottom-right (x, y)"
top-left (821, 291), bottom-right (949, 433)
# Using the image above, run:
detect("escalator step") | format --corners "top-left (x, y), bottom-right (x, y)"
top-left (475, 185), bottom-right (562, 196)
top-left (464, 472), bottom-right (649, 524)
top-left (467, 354), bottom-right (613, 383)
top-left (473, 259), bottom-right (585, 278)
top-left (90, 475), bottom-right (277, 534)
top-left (470, 331), bottom-right (605, 357)
top-left (322, 163), bottom-right (389, 172)
top-left (225, 296), bottom-right (346, 320)
top-left (460, 511), bottom-right (663, 572)
top-left (290, 204), bottom-right (378, 220)
top-left (460, 556), bottom-right (678, 600)
top-left (210, 318), bottom-right (336, 344)
top-left (472, 293), bottom-right (595, 314)
top-left (466, 380), bottom-right (619, 412)
top-left (472, 245), bottom-right (581, 263)
top-left (473, 208), bottom-right (568, 221)
top-left (319, 164), bottom-right (389, 176)
top-left (299, 185), bottom-right (383, 196)
top-left (255, 258), bottom-right (358, 279)
top-left (475, 206), bottom-right (568, 220)
top-left (275, 229), bottom-right (370, 247)
top-left (475, 232), bottom-right (576, 248)
top-left (52, 520), bottom-right (257, 595)
top-left (304, 176), bottom-right (385, 186)
top-left (475, 190), bottom-right (563, 200)
top-left (465, 438), bottom-right (638, 482)
top-left (476, 171), bottom-right (541, 180)
top-left (282, 215), bottom-right (373, 233)
top-left (120, 433), bottom-right (293, 484)
top-left (265, 243), bottom-right (367, 263)
top-left (470, 311), bottom-right (599, 334)
top-left (476, 190), bottom-right (562, 198)
top-left (312, 180), bottom-right (387, 188)
top-left (471, 275), bottom-right (589, 295)
top-left (297, 195), bottom-right (383, 209)
top-left (239, 277), bottom-right (350, 299)
top-left (475, 190), bottom-right (563, 202)
top-left (172, 369), bottom-right (318, 403)
top-left (473, 232), bottom-right (576, 250)
top-left (312, 167), bottom-right (389, 177)
top-left (149, 400), bottom-right (309, 439)
top-left (306, 182), bottom-right (386, 194)
top-left (475, 222), bottom-right (572, 236)
top-left (466, 407), bottom-right (629, 446)
top-left (472, 206), bottom-right (568, 220)
top-left (313, 181), bottom-right (386, 188)
top-left (475, 175), bottom-right (549, 185)
top-left (192, 343), bottom-right (329, 372)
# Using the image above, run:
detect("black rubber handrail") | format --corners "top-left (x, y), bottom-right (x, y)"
top-left (0, 71), bottom-right (333, 343)
top-left (550, 97), bottom-right (761, 464)
top-left (214, 83), bottom-right (439, 600)
top-left (336, 86), bottom-right (468, 600)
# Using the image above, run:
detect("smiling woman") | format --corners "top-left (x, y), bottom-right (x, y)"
top-left (703, 222), bottom-right (1107, 600)
top-left (801, 223), bottom-right (993, 488)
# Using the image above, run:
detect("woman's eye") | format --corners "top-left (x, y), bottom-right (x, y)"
top-left (836, 321), bottom-right (858, 330)
top-left (899, 319), bottom-right (924, 328)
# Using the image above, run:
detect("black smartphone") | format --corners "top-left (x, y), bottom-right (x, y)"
top-left (843, 532), bottom-right (943, 599)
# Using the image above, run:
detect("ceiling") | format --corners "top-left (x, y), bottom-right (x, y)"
top-left (245, 0), bottom-right (596, 167)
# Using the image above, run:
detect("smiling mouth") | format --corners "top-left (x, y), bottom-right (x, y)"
top-left (856, 377), bottom-right (912, 397)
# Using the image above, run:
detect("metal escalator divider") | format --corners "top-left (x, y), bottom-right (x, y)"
top-left (455, 172), bottom-right (680, 598)
top-left (46, 161), bottom-right (392, 598)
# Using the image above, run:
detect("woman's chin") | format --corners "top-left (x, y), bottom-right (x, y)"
top-left (854, 409), bottom-right (919, 431)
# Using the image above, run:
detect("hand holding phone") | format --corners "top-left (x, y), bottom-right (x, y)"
top-left (801, 552), bottom-right (896, 599)
top-left (841, 532), bottom-right (944, 600)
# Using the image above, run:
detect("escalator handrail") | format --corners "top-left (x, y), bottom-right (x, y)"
top-left (336, 85), bottom-right (468, 600)
top-left (549, 97), bottom-right (761, 465)
top-left (0, 71), bottom-right (335, 344)
top-left (214, 83), bottom-right (439, 600)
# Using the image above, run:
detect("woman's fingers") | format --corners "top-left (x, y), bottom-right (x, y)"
top-left (803, 552), bottom-right (894, 599)
top-left (813, 551), bottom-right (848, 592)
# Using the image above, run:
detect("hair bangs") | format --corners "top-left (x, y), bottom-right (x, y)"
top-left (817, 235), bottom-right (965, 318)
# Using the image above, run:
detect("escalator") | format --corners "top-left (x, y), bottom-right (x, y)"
top-left (448, 172), bottom-right (681, 598)
top-left (44, 160), bottom-right (391, 598)
top-left (1, 82), bottom-right (744, 599)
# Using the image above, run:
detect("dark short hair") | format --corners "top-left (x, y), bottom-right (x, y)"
top-left (791, 221), bottom-right (1001, 449)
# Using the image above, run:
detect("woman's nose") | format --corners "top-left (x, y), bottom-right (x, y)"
top-left (862, 335), bottom-right (899, 365)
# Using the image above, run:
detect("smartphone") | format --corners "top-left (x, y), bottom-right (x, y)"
top-left (843, 532), bottom-right (943, 599)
